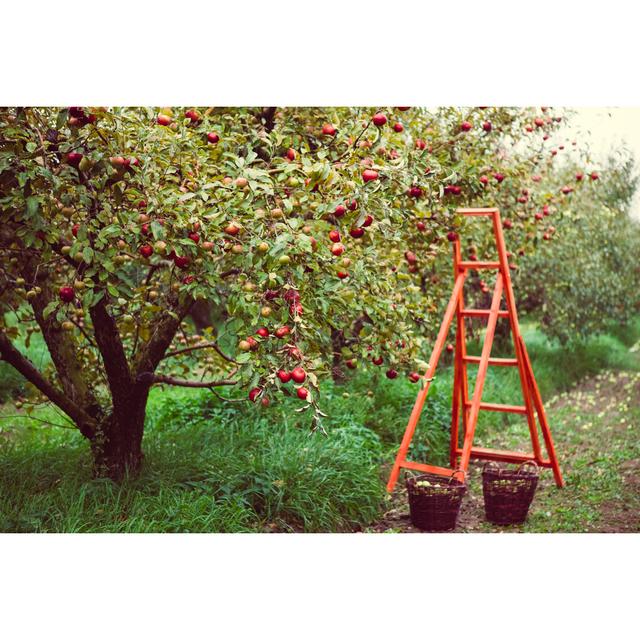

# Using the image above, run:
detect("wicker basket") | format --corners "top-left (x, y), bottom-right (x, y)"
top-left (482, 461), bottom-right (539, 525)
top-left (406, 471), bottom-right (467, 532)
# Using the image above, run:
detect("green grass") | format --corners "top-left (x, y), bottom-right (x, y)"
top-left (0, 318), bottom-right (638, 533)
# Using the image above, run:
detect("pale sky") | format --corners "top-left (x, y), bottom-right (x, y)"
top-left (561, 108), bottom-right (640, 220)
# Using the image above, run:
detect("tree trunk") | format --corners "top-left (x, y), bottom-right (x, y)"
top-left (91, 389), bottom-right (149, 480)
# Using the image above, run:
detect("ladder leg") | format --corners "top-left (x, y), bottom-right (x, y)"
top-left (450, 239), bottom-right (468, 467)
top-left (450, 337), bottom-right (462, 467)
top-left (458, 274), bottom-right (504, 472)
top-left (387, 272), bottom-right (467, 492)
top-left (519, 336), bottom-right (565, 487)
top-left (492, 211), bottom-right (543, 462)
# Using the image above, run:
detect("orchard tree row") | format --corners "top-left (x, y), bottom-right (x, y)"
top-left (0, 106), bottom-right (602, 478)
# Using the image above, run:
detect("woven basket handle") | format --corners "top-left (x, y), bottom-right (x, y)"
top-left (517, 460), bottom-right (539, 474)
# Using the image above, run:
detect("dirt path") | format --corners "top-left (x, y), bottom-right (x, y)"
top-left (367, 369), bottom-right (640, 533)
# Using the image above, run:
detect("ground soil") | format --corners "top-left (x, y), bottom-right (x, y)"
top-left (367, 370), bottom-right (640, 533)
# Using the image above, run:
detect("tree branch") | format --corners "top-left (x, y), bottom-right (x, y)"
top-left (0, 332), bottom-right (96, 437)
top-left (162, 341), bottom-right (237, 363)
top-left (151, 373), bottom-right (238, 388)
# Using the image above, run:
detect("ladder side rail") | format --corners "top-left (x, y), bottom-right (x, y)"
top-left (518, 335), bottom-right (565, 487)
top-left (491, 211), bottom-right (544, 462)
top-left (458, 272), bottom-right (504, 471)
top-left (386, 272), bottom-right (467, 492)
top-left (451, 238), bottom-right (470, 467)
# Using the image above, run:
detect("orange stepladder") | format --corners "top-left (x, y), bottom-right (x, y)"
top-left (387, 207), bottom-right (564, 492)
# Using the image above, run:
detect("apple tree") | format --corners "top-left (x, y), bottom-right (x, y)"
top-left (0, 106), bottom-right (569, 479)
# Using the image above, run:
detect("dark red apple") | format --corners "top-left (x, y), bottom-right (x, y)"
top-left (296, 387), bottom-right (309, 400)
top-left (362, 169), bottom-right (379, 182)
top-left (277, 370), bottom-right (291, 383)
top-left (322, 123), bottom-right (336, 136)
top-left (334, 204), bottom-right (347, 217)
top-left (329, 229), bottom-right (340, 243)
top-left (207, 132), bottom-right (220, 144)
top-left (372, 112), bottom-right (387, 127)
top-left (460, 121), bottom-right (473, 132)
top-left (249, 388), bottom-right (262, 402)
top-left (59, 286), bottom-right (75, 303)
top-left (139, 244), bottom-right (153, 258)
top-left (349, 228), bottom-right (364, 239)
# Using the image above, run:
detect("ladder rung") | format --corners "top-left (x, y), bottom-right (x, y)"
top-left (459, 261), bottom-right (501, 270)
top-left (463, 356), bottom-right (518, 366)
top-left (465, 401), bottom-right (528, 415)
top-left (460, 309), bottom-right (510, 318)
top-left (456, 208), bottom-right (499, 216)
top-left (455, 446), bottom-right (551, 467)
top-left (400, 461), bottom-right (462, 478)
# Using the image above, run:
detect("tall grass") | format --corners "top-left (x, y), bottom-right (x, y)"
top-left (0, 318), bottom-right (637, 532)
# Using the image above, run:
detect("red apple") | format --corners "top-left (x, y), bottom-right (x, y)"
top-left (447, 231), bottom-right (458, 242)
top-left (248, 388), bottom-right (262, 402)
top-left (386, 369), bottom-right (398, 379)
top-left (185, 109), bottom-right (201, 122)
top-left (174, 255), bottom-right (190, 269)
top-left (416, 221), bottom-right (426, 232)
top-left (446, 343), bottom-right (454, 353)
top-left (286, 148), bottom-right (296, 161)
top-left (331, 242), bottom-right (345, 256)
top-left (329, 229), bottom-right (341, 243)
top-left (482, 121), bottom-right (492, 132)
top-left (362, 169), bottom-right (379, 182)
top-left (362, 215), bottom-right (373, 227)
top-left (296, 387), bottom-right (309, 400)
top-left (575, 172), bottom-right (584, 181)
top-left (59, 286), bottom-right (75, 303)
top-left (66, 152), bottom-right (83, 167)
top-left (225, 223), bottom-right (240, 236)
top-left (291, 367), bottom-right (306, 383)
top-left (71, 223), bottom-right (80, 237)
top-left (404, 251), bottom-right (417, 265)
top-left (349, 228), bottom-right (364, 239)
top-left (392, 123), bottom-right (404, 133)
top-left (372, 355), bottom-right (383, 366)
top-left (372, 112), bottom-right (387, 127)
top-left (534, 117), bottom-right (544, 128)
top-left (479, 175), bottom-right (489, 185)
top-left (347, 199), bottom-right (358, 211)
top-left (408, 372), bottom-right (420, 383)
top-left (188, 231), bottom-right (200, 244)
top-left (157, 114), bottom-right (172, 126)
top-left (408, 186), bottom-right (423, 198)
top-left (334, 204), bottom-right (347, 217)
top-left (257, 328), bottom-right (269, 338)
top-left (322, 123), bottom-right (336, 136)
top-left (503, 219), bottom-right (513, 229)
top-left (415, 139), bottom-right (427, 150)
top-left (590, 172), bottom-right (599, 181)
top-left (460, 121), bottom-right (473, 132)
top-left (139, 244), bottom-right (153, 258)
top-left (277, 369), bottom-right (291, 383)
top-left (346, 359), bottom-right (357, 370)
top-left (207, 132), bottom-right (220, 144)
top-left (493, 172), bottom-right (505, 183)
top-left (337, 271), bottom-right (349, 279)
top-left (275, 326), bottom-right (290, 338)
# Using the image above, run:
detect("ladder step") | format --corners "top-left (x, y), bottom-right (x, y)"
top-left (459, 261), bottom-right (501, 270)
top-left (460, 309), bottom-right (510, 318)
top-left (400, 461), bottom-right (462, 478)
top-left (464, 401), bottom-right (528, 414)
top-left (455, 446), bottom-right (551, 467)
top-left (463, 356), bottom-right (518, 366)
top-left (457, 208), bottom-right (499, 216)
